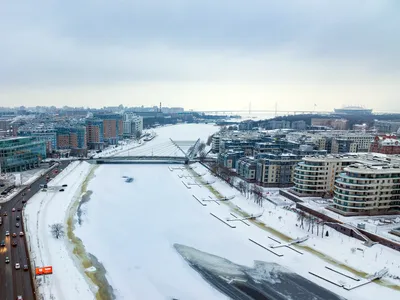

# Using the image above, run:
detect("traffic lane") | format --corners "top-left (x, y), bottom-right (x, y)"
top-left (17, 235), bottom-right (34, 300)
top-left (0, 216), bottom-right (14, 300)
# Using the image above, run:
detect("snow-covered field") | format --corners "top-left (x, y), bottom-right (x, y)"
top-left (23, 124), bottom-right (400, 300)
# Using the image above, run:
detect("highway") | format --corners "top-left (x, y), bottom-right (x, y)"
top-left (0, 161), bottom-right (70, 300)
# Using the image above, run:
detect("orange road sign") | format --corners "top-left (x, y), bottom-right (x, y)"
top-left (35, 266), bottom-right (53, 276)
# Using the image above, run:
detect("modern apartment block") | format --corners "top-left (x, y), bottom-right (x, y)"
top-left (0, 137), bottom-right (46, 172)
top-left (86, 118), bottom-right (104, 150)
top-left (211, 134), bottom-right (221, 153)
top-left (370, 135), bottom-right (400, 155)
top-left (123, 113), bottom-right (143, 138)
top-left (292, 154), bottom-right (356, 197)
top-left (332, 162), bottom-right (400, 216)
top-left (218, 150), bottom-right (244, 169)
top-left (93, 113), bottom-right (123, 145)
top-left (236, 157), bottom-right (257, 181)
top-left (256, 153), bottom-right (301, 187)
top-left (312, 131), bottom-right (374, 153)
top-left (56, 127), bottom-right (87, 156)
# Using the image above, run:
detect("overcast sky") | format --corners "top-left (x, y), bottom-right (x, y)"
top-left (0, 1), bottom-right (399, 112)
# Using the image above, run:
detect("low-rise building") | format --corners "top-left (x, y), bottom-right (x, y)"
top-left (0, 137), bottom-right (46, 172)
top-left (370, 135), bottom-right (400, 155)
top-left (332, 162), bottom-right (400, 215)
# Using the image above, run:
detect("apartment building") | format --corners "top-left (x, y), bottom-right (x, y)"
top-left (211, 134), bottom-right (221, 153)
top-left (236, 157), bottom-right (257, 181)
top-left (292, 154), bottom-right (357, 197)
top-left (312, 131), bottom-right (373, 153)
top-left (332, 162), bottom-right (400, 215)
top-left (56, 126), bottom-right (87, 156)
top-left (256, 153), bottom-right (301, 187)
top-left (218, 150), bottom-right (244, 169)
top-left (93, 113), bottom-right (123, 145)
top-left (123, 113), bottom-right (143, 138)
top-left (86, 118), bottom-right (104, 150)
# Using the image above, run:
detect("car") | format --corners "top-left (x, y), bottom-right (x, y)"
top-left (16, 215), bottom-right (20, 221)
top-left (0, 240), bottom-right (5, 247)
top-left (17, 296), bottom-right (23, 300)
top-left (3, 212), bottom-right (7, 216)
top-left (16, 223), bottom-right (19, 228)
top-left (19, 232), bottom-right (24, 236)
top-left (15, 263), bottom-right (20, 270)
top-left (23, 265), bottom-right (28, 271)
top-left (12, 233), bottom-right (17, 238)
top-left (5, 257), bottom-right (10, 263)
top-left (59, 189), bottom-right (65, 192)
top-left (22, 200), bottom-right (26, 204)
top-left (62, 184), bottom-right (68, 187)
top-left (12, 208), bottom-right (15, 212)
top-left (12, 241), bottom-right (17, 247)
top-left (17, 208), bottom-right (21, 211)
top-left (5, 231), bottom-right (9, 236)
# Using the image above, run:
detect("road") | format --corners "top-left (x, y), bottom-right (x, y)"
top-left (0, 161), bottom-right (70, 300)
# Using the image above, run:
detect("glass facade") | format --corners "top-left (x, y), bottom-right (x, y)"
top-left (0, 137), bottom-right (46, 172)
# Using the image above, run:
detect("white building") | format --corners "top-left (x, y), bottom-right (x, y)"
top-left (332, 162), bottom-right (400, 215)
top-left (293, 154), bottom-right (357, 197)
top-left (123, 113), bottom-right (143, 138)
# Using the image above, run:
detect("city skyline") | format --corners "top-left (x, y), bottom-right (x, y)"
top-left (1, 1), bottom-right (399, 111)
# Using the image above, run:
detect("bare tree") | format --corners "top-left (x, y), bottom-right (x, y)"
top-left (238, 181), bottom-right (247, 195)
top-left (49, 223), bottom-right (65, 239)
top-left (198, 142), bottom-right (206, 152)
top-left (206, 135), bottom-right (213, 146)
top-left (198, 150), bottom-right (207, 162)
top-left (135, 131), bottom-right (142, 140)
top-left (252, 185), bottom-right (263, 206)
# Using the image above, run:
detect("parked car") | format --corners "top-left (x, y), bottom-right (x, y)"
top-left (0, 240), bottom-right (5, 247)
top-left (59, 189), bottom-right (65, 192)
top-left (15, 263), bottom-right (20, 270)
top-left (5, 256), bottom-right (10, 263)
top-left (19, 232), bottom-right (24, 236)
top-left (23, 265), bottom-right (28, 271)
top-left (22, 200), bottom-right (26, 204)
top-left (62, 184), bottom-right (68, 187)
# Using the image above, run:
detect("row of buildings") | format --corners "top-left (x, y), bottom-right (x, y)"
top-left (292, 153), bottom-right (400, 216)
top-left (0, 112), bottom-right (144, 172)
top-left (214, 129), bottom-right (400, 216)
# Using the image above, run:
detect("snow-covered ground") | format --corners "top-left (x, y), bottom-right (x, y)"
top-left (23, 124), bottom-right (400, 300)
top-left (24, 161), bottom-right (95, 300)
top-left (72, 163), bottom-right (400, 300)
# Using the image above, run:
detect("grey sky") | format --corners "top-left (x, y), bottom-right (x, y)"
top-left (0, 1), bottom-right (399, 111)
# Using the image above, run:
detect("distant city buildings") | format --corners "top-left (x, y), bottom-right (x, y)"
top-left (86, 118), bottom-right (104, 150)
top-left (93, 113), bottom-right (123, 145)
top-left (123, 113), bottom-right (143, 138)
